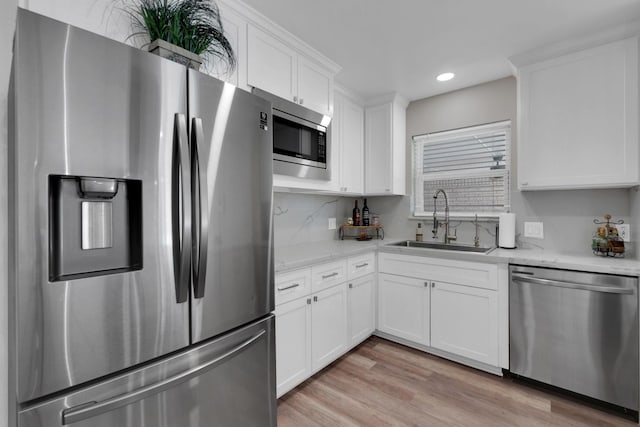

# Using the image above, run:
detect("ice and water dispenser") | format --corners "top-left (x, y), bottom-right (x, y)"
top-left (49, 175), bottom-right (143, 281)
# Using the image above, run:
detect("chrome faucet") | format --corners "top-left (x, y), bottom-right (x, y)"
top-left (473, 214), bottom-right (480, 247)
top-left (433, 189), bottom-right (456, 244)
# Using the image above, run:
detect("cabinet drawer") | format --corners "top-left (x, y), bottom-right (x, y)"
top-left (379, 252), bottom-right (498, 290)
top-left (275, 268), bottom-right (312, 306)
top-left (347, 252), bottom-right (376, 280)
top-left (311, 260), bottom-right (347, 293)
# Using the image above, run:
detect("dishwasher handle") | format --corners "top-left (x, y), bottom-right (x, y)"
top-left (511, 274), bottom-right (635, 295)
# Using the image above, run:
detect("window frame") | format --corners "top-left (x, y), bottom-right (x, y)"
top-left (411, 120), bottom-right (511, 219)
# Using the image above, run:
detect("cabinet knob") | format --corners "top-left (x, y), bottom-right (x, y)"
top-left (349, 283), bottom-right (353, 289)
top-left (293, 96), bottom-right (298, 103)
top-left (424, 282), bottom-right (429, 287)
top-left (313, 296), bottom-right (318, 302)
top-left (307, 298), bottom-right (311, 304)
top-left (432, 282), bottom-right (435, 288)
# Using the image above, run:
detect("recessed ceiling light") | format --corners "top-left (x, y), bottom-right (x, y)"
top-left (436, 72), bottom-right (455, 82)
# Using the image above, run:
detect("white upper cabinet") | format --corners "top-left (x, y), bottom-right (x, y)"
top-left (297, 55), bottom-right (334, 116)
top-left (247, 24), bottom-right (336, 116)
top-left (365, 95), bottom-right (408, 195)
top-left (212, 2), bottom-right (249, 90)
top-left (515, 36), bottom-right (639, 190)
top-left (247, 24), bottom-right (297, 101)
top-left (332, 89), bottom-right (365, 194)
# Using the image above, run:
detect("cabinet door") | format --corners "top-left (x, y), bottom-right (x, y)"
top-left (247, 24), bottom-right (297, 102)
top-left (339, 95), bottom-right (365, 194)
top-left (275, 297), bottom-right (312, 397)
top-left (518, 37), bottom-right (639, 190)
top-left (377, 273), bottom-right (429, 345)
top-left (297, 55), bottom-right (333, 116)
top-left (347, 275), bottom-right (375, 348)
top-left (365, 103), bottom-right (393, 194)
top-left (311, 284), bottom-right (348, 373)
top-left (211, 3), bottom-right (247, 90)
top-left (431, 281), bottom-right (498, 366)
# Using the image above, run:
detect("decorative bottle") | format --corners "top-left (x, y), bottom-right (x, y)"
top-left (362, 199), bottom-right (370, 226)
top-left (352, 200), bottom-right (361, 226)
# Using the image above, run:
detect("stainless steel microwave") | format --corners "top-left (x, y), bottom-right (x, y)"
top-left (253, 88), bottom-right (331, 180)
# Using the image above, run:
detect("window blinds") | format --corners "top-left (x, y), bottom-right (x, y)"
top-left (413, 121), bottom-right (511, 216)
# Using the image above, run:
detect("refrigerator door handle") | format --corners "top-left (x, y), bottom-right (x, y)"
top-left (172, 113), bottom-right (192, 303)
top-left (61, 329), bottom-right (266, 425)
top-left (191, 117), bottom-right (209, 298)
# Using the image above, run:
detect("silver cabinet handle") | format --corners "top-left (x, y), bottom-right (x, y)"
top-left (349, 283), bottom-right (353, 289)
top-left (512, 274), bottom-right (634, 294)
top-left (355, 263), bottom-right (369, 269)
top-left (424, 282), bottom-right (429, 287)
top-left (277, 283), bottom-right (300, 291)
top-left (307, 298), bottom-right (311, 304)
top-left (62, 330), bottom-right (265, 424)
top-left (322, 272), bottom-right (339, 279)
top-left (432, 282), bottom-right (435, 288)
top-left (313, 296), bottom-right (318, 302)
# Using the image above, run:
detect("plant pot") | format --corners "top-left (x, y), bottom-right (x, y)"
top-left (148, 39), bottom-right (202, 70)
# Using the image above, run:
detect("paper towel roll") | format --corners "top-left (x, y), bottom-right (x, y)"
top-left (499, 213), bottom-right (516, 248)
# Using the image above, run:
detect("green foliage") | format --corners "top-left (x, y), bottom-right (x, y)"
top-left (126, 0), bottom-right (235, 71)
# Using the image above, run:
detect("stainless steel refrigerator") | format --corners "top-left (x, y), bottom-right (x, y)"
top-left (9, 9), bottom-right (276, 427)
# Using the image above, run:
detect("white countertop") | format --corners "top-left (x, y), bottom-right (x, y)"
top-left (275, 239), bottom-right (386, 272)
top-left (275, 239), bottom-right (640, 276)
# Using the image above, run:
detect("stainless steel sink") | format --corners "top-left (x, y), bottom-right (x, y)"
top-left (388, 240), bottom-right (494, 254)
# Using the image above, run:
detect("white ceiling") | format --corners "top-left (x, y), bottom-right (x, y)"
top-left (240, 0), bottom-right (640, 102)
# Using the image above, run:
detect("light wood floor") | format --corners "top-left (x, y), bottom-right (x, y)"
top-left (278, 337), bottom-right (637, 427)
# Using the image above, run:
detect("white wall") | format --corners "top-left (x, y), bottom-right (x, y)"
top-left (20, 0), bottom-right (133, 45)
top-left (1, 2), bottom-right (18, 424)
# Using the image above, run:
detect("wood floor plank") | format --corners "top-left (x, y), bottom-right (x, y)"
top-left (278, 337), bottom-right (637, 427)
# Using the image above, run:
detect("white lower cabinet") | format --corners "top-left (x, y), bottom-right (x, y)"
top-left (430, 281), bottom-right (498, 366)
top-left (311, 284), bottom-right (348, 372)
top-left (347, 275), bottom-right (376, 347)
top-left (275, 252), bottom-right (376, 397)
top-left (377, 252), bottom-right (506, 372)
top-left (377, 273), bottom-right (429, 345)
top-left (275, 296), bottom-right (311, 397)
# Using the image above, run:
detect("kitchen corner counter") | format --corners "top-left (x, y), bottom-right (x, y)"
top-left (275, 240), bottom-right (385, 272)
top-left (276, 240), bottom-right (640, 277)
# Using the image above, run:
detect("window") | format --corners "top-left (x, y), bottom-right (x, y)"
top-left (412, 120), bottom-right (511, 217)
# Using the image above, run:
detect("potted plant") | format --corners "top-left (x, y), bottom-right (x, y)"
top-left (125, 0), bottom-right (236, 71)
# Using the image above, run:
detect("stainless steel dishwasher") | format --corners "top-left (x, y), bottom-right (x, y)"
top-left (510, 265), bottom-right (639, 411)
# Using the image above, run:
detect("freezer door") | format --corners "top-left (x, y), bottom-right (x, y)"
top-left (188, 69), bottom-right (274, 343)
top-left (18, 316), bottom-right (276, 427)
top-left (10, 10), bottom-right (190, 402)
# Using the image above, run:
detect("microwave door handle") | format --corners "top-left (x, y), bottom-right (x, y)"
top-left (191, 117), bottom-right (208, 298)
top-left (172, 113), bottom-right (192, 303)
